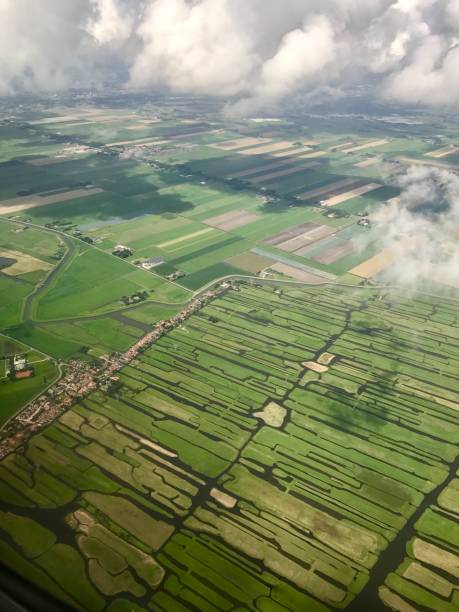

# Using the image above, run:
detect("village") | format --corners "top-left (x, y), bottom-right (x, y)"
top-left (0, 283), bottom-right (231, 460)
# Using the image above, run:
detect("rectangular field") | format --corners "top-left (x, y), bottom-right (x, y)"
top-left (349, 235), bottom-right (423, 279)
top-left (212, 137), bottom-right (270, 150)
top-left (263, 222), bottom-right (336, 253)
top-left (425, 145), bottom-right (459, 158)
top-left (277, 226), bottom-right (336, 253)
top-left (248, 164), bottom-right (315, 183)
top-left (380, 477), bottom-right (459, 610)
top-left (230, 158), bottom-right (301, 178)
top-left (105, 137), bottom-right (169, 147)
top-left (296, 177), bottom-right (360, 201)
top-left (237, 141), bottom-right (300, 156)
top-left (203, 209), bottom-right (260, 231)
top-left (341, 139), bottom-right (390, 153)
top-left (271, 144), bottom-right (315, 157)
top-left (270, 262), bottom-right (326, 282)
top-left (321, 183), bottom-right (381, 207)
top-left (349, 247), bottom-right (397, 278)
top-left (263, 222), bottom-right (321, 246)
top-left (0, 187), bottom-right (104, 215)
top-left (354, 157), bottom-right (381, 168)
top-left (225, 251), bottom-right (277, 273)
top-left (312, 240), bottom-right (354, 264)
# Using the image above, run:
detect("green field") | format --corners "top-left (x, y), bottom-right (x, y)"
top-left (0, 218), bottom-right (190, 362)
top-left (380, 475), bottom-right (459, 611)
top-left (0, 335), bottom-right (58, 425)
top-left (0, 284), bottom-right (458, 610)
top-left (4, 110), bottom-right (457, 300)
top-left (2, 103), bottom-right (459, 609)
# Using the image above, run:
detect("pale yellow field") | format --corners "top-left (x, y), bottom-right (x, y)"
top-left (29, 115), bottom-right (82, 125)
top-left (349, 236), bottom-right (421, 278)
top-left (278, 226), bottom-right (335, 253)
top-left (27, 145), bottom-right (93, 166)
top-left (212, 137), bottom-right (270, 150)
top-left (105, 137), bottom-right (169, 147)
top-left (349, 247), bottom-right (397, 279)
top-left (354, 157), bottom-right (380, 168)
top-left (403, 561), bottom-right (452, 598)
top-left (210, 488), bottom-right (237, 508)
top-left (253, 402), bottom-right (287, 428)
top-left (328, 141), bottom-right (354, 151)
top-left (425, 145), bottom-right (459, 158)
top-left (341, 139), bottom-right (390, 153)
top-left (29, 108), bottom-right (141, 125)
top-left (303, 361), bottom-right (328, 373)
top-left (378, 586), bottom-right (418, 612)
top-left (397, 156), bottom-right (459, 170)
top-left (296, 151), bottom-right (327, 160)
top-left (127, 124), bottom-right (160, 131)
top-left (237, 141), bottom-right (298, 156)
top-left (0, 249), bottom-right (52, 276)
top-left (56, 120), bottom-right (96, 127)
top-left (271, 263), bottom-right (325, 283)
top-left (271, 145), bottom-right (313, 157)
top-left (157, 227), bottom-right (215, 249)
top-left (0, 187), bottom-right (104, 215)
top-left (321, 183), bottom-right (381, 206)
top-left (296, 177), bottom-right (357, 201)
top-left (413, 538), bottom-right (459, 580)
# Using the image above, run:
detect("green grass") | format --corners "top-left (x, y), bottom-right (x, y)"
top-left (2, 116), bottom-right (459, 611)
top-left (0, 220), bottom-right (60, 262)
top-left (2, 284), bottom-right (458, 609)
top-left (178, 262), bottom-right (248, 289)
top-left (0, 338), bottom-right (58, 425)
top-left (35, 244), bottom-right (189, 320)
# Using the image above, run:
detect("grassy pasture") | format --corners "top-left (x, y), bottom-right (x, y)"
top-left (1, 284), bottom-right (458, 610)
top-left (34, 243), bottom-right (189, 320)
top-left (381, 477), bottom-right (459, 611)
top-left (2, 111), bottom-right (459, 609)
top-left (0, 335), bottom-right (58, 425)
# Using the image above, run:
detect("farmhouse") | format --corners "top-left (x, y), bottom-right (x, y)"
top-left (141, 256), bottom-right (165, 270)
top-left (112, 244), bottom-right (133, 258)
top-left (8, 354), bottom-right (35, 381)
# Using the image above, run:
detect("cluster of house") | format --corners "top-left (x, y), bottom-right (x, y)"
top-left (0, 282), bottom-right (232, 460)
top-left (166, 270), bottom-right (186, 281)
top-left (112, 244), bottom-right (133, 258)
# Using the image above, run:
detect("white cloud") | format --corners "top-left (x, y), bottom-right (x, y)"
top-left (130, 0), bottom-right (259, 96)
top-left (361, 164), bottom-right (459, 288)
top-left (384, 36), bottom-right (459, 106)
top-left (0, 0), bottom-right (458, 111)
top-left (86, 0), bottom-right (132, 45)
top-left (258, 16), bottom-right (337, 99)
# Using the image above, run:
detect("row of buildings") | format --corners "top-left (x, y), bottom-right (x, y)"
top-left (0, 282), bottom-right (231, 459)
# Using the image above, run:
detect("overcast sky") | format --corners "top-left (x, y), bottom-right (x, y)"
top-left (1, 0), bottom-right (459, 112)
